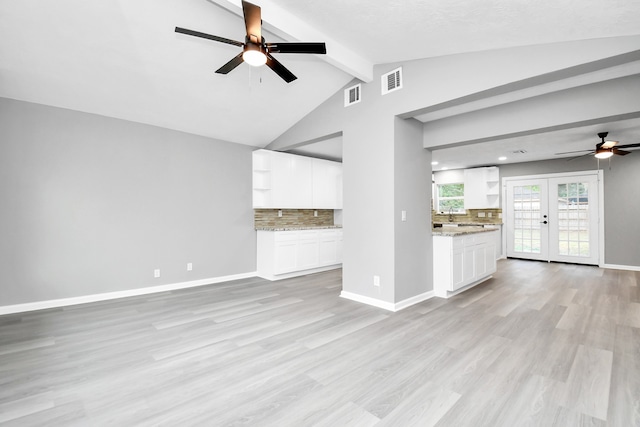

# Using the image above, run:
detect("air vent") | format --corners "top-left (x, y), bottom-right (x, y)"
top-left (344, 83), bottom-right (361, 107)
top-left (381, 67), bottom-right (402, 95)
top-left (510, 149), bottom-right (528, 154)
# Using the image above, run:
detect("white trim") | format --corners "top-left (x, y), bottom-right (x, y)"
top-left (258, 264), bottom-right (341, 281)
top-left (434, 276), bottom-right (493, 299)
top-left (501, 170), bottom-right (601, 182)
top-left (602, 264), bottom-right (640, 272)
top-left (393, 291), bottom-right (435, 311)
top-left (501, 170), bottom-right (605, 266)
top-left (340, 291), bottom-right (395, 311)
top-left (340, 290), bottom-right (435, 312)
top-left (0, 272), bottom-right (258, 316)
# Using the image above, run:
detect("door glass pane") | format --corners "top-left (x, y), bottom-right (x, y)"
top-left (512, 185), bottom-right (541, 253)
top-left (556, 182), bottom-right (589, 257)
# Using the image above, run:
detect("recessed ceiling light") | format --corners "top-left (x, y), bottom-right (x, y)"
top-left (431, 161), bottom-right (439, 165)
top-left (498, 156), bottom-right (507, 161)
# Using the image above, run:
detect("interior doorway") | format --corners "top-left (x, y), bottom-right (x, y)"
top-left (503, 171), bottom-right (603, 266)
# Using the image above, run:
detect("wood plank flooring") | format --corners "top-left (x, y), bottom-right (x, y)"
top-left (1, 259), bottom-right (639, 426)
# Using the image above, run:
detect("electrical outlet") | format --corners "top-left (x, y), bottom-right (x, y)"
top-left (278, 210), bottom-right (282, 217)
top-left (488, 212), bottom-right (492, 218)
top-left (478, 212), bottom-right (486, 218)
top-left (314, 210), bottom-right (318, 217)
top-left (187, 263), bottom-right (193, 271)
top-left (154, 269), bottom-right (160, 278)
top-left (373, 275), bottom-right (380, 287)
top-left (401, 210), bottom-right (407, 221)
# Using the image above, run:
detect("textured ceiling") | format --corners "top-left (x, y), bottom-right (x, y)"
top-left (272, 0), bottom-right (640, 64)
top-left (1, 0), bottom-right (640, 153)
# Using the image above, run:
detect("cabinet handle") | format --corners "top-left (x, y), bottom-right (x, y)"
top-left (540, 220), bottom-right (548, 224)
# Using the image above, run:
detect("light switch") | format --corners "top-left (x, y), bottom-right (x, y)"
top-left (401, 210), bottom-right (407, 221)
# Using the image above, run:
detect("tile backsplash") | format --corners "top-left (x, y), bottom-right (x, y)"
top-left (254, 209), bottom-right (334, 228)
top-left (432, 208), bottom-right (503, 224)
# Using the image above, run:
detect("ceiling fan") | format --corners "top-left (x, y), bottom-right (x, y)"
top-left (175, 0), bottom-right (326, 83)
top-left (555, 132), bottom-right (640, 160)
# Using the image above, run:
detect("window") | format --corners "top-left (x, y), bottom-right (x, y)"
top-left (437, 183), bottom-right (465, 213)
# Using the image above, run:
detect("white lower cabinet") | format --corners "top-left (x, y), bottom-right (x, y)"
top-left (433, 230), bottom-right (498, 298)
top-left (258, 229), bottom-right (343, 280)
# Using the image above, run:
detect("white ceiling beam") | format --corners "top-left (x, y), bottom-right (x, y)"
top-left (207, 0), bottom-right (373, 82)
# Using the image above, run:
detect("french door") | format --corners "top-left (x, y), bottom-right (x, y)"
top-left (505, 172), bottom-right (601, 265)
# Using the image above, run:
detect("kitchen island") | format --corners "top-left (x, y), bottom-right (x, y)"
top-left (433, 227), bottom-right (499, 298)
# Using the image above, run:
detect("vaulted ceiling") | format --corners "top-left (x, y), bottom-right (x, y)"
top-left (2, 0), bottom-right (640, 167)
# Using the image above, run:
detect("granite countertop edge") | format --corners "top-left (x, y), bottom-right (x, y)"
top-left (433, 222), bottom-right (503, 226)
top-left (432, 226), bottom-right (500, 236)
top-left (256, 225), bottom-right (343, 231)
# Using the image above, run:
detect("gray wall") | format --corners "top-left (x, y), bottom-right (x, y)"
top-left (0, 98), bottom-right (256, 306)
top-left (499, 155), bottom-right (640, 266)
top-left (394, 118), bottom-right (432, 301)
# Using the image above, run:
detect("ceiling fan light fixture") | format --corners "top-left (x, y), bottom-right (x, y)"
top-left (595, 148), bottom-right (614, 159)
top-left (242, 44), bottom-right (266, 67)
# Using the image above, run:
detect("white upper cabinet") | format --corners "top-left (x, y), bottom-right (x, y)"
top-left (252, 150), bottom-right (342, 209)
top-left (312, 158), bottom-right (343, 209)
top-left (463, 166), bottom-right (500, 209)
top-left (271, 151), bottom-right (312, 208)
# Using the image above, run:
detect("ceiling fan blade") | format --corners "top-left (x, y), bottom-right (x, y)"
top-left (215, 53), bottom-right (244, 74)
top-left (266, 53), bottom-right (297, 83)
top-left (566, 152), bottom-right (595, 161)
top-left (555, 149), bottom-right (593, 155)
top-left (266, 42), bottom-right (327, 54)
top-left (242, 0), bottom-right (261, 43)
top-left (613, 148), bottom-right (631, 156)
top-left (175, 27), bottom-right (243, 47)
top-left (614, 143), bottom-right (640, 149)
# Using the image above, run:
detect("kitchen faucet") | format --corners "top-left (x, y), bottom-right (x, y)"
top-left (448, 207), bottom-right (454, 222)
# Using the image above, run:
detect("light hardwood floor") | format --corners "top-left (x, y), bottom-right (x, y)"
top-left (1, 259), bottom-right (639, 426)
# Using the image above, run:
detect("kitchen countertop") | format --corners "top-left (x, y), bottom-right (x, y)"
top-left (255, 225), bottom-right (342, 231)
top-left (433, 222), bottom-right (503, 226)
top-left (432, 226), bottom-right (500, 237)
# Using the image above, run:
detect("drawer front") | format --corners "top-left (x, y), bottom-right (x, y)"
top-left (463, 235), bottom-right (476, 247)
top-left (275, 231), bottom-right (299, 242)
top-left (298, 230), bottom-right (319, 241)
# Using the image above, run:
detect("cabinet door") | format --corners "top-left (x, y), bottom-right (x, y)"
top-left (291, 155), bottom-right (313, 208)
top-left (486, 242), bottom-right (497, 273)
top-left (463, 168), bottom-right (485, 209)
top-left (474, 245), bottom-right (487, 278)
top-left (274, 241), bottom-right (298, 274)
top-left (319, 231), bottom-right (338, 265)
top-left (451, 248), bottom-right (465, 291)
top-left (312, 159), bottom-right (343, 209)
top-left (297, 239), bottom-right (320, 269)
top-left (462, 246), bottom-right (476, 288)
top-left (271, 152), bottom-right (292, 208)
top-left (271, 152), bottom-right (313, 208)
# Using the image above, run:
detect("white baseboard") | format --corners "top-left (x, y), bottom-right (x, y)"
top-left (602, 264), bottom-right (640, 272)
top-left (0, 271), bottom-right (258, 316)
top-left (340, 290), bottom-right (435, 312)
top-left (258, 264), bottom-right (341, 281)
